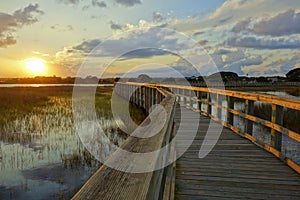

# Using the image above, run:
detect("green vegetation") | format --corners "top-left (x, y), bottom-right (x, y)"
top-left (0, 86), bottom-right (146, 143)
top-left (0, 87), bottom-right (111, 127)
top-left (286, 68), bottom-right (300, 81)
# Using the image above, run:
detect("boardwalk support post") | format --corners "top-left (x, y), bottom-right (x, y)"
top-left (217, 94), bottom-right (222, 121)
top-left (271, 104), bottom-right (283, 151)
top-left (227, 96), bottom-right (234, 126)
top-left (197, 91), bottom-right (202, 113)
top-left (245, 99), bottom-right (254, 135)
top-left (207, 92), bottom-right (212, 116)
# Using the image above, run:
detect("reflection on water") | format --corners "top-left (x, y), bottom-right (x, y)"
top-left (0, 96), bottom-right (124, 199)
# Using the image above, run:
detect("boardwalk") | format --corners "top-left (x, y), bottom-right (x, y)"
top-left (73, 83), bottom-right (300, 199)
top-left (175, 106), bottom-right (300, 199)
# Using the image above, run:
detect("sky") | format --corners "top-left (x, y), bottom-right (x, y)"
top-left (0, 0), bottom-right (300, 78)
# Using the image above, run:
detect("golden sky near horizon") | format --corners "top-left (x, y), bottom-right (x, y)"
top-left (0, 0), bottom-right (300, 78)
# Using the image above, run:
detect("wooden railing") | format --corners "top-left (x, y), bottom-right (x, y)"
top-left (189, 81), bottom-right (300, 88)
top-left (155, 84), bottom-right (300, 174)
top-left (73, 82), bottom-right (177, 200)
top-left (73, 82), bottom-right (299, 200)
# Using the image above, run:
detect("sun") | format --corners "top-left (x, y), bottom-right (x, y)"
top-left (24, 58), bottom-right (46, 74)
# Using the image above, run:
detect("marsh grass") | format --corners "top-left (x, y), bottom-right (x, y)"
top-left (0, 86), bottom-right (146, 167)
top-left (0, 86), bottom-right (147, 199)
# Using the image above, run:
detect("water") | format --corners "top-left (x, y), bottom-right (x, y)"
top-left (0, 84), bottom-right (114, 88)
top-left (0, 89), bottom-right (123, 199)
top-left (256, 91), bottom-right (300, 100)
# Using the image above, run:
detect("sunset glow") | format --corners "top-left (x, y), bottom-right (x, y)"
top-left (24, 58), bottom-right (46, 74)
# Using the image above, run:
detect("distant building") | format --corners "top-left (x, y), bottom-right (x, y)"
top-left (267, 77), bottom-right (278, 83)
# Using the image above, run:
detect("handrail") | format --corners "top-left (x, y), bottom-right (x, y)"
top-left (73, 83), bottom-right (177, 200)
top-left (155, 83), bottom-right (300, 174)
top-left (156, 84), bottom-right (300, 110)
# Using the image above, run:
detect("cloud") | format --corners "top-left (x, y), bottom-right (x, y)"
top-left (210, 48), bottom-right (263, 75)
top-left (198, 40), bottom-right (208, 46)
top-left (110, 21), bottom-right (122, 30)
top-left (224, 55), bottom-right (263, 74)
top-left (73, 39), bottom-right (102, 52)
top-left (242, 56), bottom-right (300, 77)
top-left (115, 0), bottom-right (141, 7)
top-left (213, 48), bottom-right (237, 55)
top-left (169, 0), bottom-right (300, 34)
top-left (92, 0), bottom-right (107, 8)
top-left (55, 27), bottom-right (190, 71)
top-left (208, 0), bottom-right (300, 24)
top-left (231, 17), bottom-right (251, 33)
top-left (0, 36), bottom-right (16, 48)
top-left (118, 48), bottom-right (171, 60)
top-left (232, 9), bottom-right (300, 36)
top-left (226, 36), bottom-right (300, 49)
top-left (50, 24), bottom-right (74, 31)
top-left (57, 0), bottom-right (81, 5)
top-left (266, 54), bottom-right (300, 74)
top-left (193, 31), bottom-right (204, 36)
top-left (0, 3), bottom-right (43, 48)
top-left (252, 9), bottom-right (300, 36)
top-left (82, 5), bottom-right (90, 10)
top-left (125, 65), bottom-right (200, 78)
top-left (152, 12), bottom-right (164, 23)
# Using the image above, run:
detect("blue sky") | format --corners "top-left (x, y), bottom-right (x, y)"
top-left (0, 0), bottom-right (299, 77)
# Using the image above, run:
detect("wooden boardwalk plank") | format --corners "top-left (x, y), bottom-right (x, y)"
top-left (175, 107), bottom-right (300, 200)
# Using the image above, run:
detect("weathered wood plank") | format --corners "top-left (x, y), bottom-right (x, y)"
top-left (175, 107), bottom-right (300, 199)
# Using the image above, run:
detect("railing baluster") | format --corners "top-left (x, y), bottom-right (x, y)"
top-left (271, 104), bottom-right (283, 151)
top-left (197, 91), bottom-right (202, 113)
top-left (183, 89), bottom-right (187, 105)
top-left (227, 96), bottom-right (234, 126)
top-left (245, 99), bottom-right (254, 135)
top-left (139, 87), bottom-right (142, 107)
top-left (207, 92), bottom-right (212, 116)
top-left (217, 94), bottom-right (222, 121)
top-left (189, 89), bottom-right (193, 108)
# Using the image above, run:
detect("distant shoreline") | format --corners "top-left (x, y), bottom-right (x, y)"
top-left (0, 84), bottom-right (114, 88)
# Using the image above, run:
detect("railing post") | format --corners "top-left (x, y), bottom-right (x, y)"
top-left (159, 92), bottom-right (163, 103)
top-left (183, 89), bottom-right (187, 105)
top-left (271, 104), bottom-right (283, 151)
top-left (142, 86), bottom-right (145, 108)
top-left (189, 89), bottom-right (193, 108)
top-left (147, 87), bottom-right (151, 111)
top-left (130, 85), bottom-right (132, 102)
top-left (156, 89), bottom-right (159, 104)
top-left (135, 86), bottom-right (138, 105)
top-left (123, 84), bottom-right (125, 98)
top-left (139, 87), bottom-right (142, 107)
top-left (153, 88), bottom-right (156, 105)
top-left (217, 94), bottom-right (222, 121)
top-left (149, 88), bottom-right (153, 108)
top-left (227, 96), bottom-right (234, 125)
top-left (145, 87), bottom-right (148, 111)
top-left (197, 91), bottom-right (202, 113)
top-left (245, 99), bottom-right (254, 135)
top-left (207, 92), bottom-right (212, 116)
